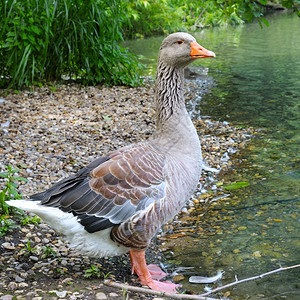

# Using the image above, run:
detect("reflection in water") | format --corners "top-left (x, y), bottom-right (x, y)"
top-left (126, 12), bottom-right (300, 298)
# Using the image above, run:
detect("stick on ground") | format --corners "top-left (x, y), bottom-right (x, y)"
top-left (103, 280), bottom-right (217, 300)
top-left (104, 264), bottom-right (300, 299)
top-left (199, 264), bottom-right (300, 297)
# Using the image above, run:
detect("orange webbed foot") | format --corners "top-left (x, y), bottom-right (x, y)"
top-left (146, 279), bottom-right (181, 293)
top-left (147, 264), bottom-right (168, 280)
top-left (129, 250), bottom-right (180, 294)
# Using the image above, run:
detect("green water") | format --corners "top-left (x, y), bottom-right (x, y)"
top-left (127, 12), bottom-right (300, 298)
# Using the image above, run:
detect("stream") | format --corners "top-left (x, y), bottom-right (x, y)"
top-left (126, 11), bottom-right (300, 299)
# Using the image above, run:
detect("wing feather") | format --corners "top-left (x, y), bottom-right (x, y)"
top-left (33, 143), bottom-right (166, 233)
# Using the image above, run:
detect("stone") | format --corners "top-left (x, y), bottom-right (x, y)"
top-left (108, 293), bottom-right (119, 297)
top-left (18, 282), bottom-right (29, 288)
top-left (15, 275), bottom-right (25, 283)
top-left (29, 256), bottom-right (39, 262)
top-left (95, 292), bottom-right (107, 299)
top-left (7, 282), bottom-right (18, 291)
top-left (0, 295), bottom-right (13, 300)
top-left (1, 243), bottom-right (15, 250)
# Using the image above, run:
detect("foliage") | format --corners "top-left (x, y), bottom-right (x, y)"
top-left (0, 215), bottom-right (19, 237)
top-left (0, 1), bottom-right (299, 89)
top-left (0, 0), bottom-right (143, 89)
top-left (21, 215), bottom-right (41, 225)
top-left (223, 181), bottom-right (250, 190)
top-left (0, 165), bottom-right (27, 215)
top-left (42, 246), bottom-right (57, 258)
top-left (123, 0), bottom-right (300, 38)
top-left (123, 0), bottom-right (184, 38)
top-left (84, 264), bottom-right (111, 279)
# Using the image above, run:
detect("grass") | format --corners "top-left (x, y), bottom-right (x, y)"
top-left (0, 0), bottom-right (143, 89)
top-left (0, 165), bottom-right (27, 215)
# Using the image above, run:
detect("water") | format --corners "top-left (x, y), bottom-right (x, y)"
top-left (126, 12), bottom-right (300, 298)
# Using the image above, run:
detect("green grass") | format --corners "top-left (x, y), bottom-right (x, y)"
top-left (0, 165), bottom-right (27, 215)
top-left (0, 0), bottom-right (143, 89)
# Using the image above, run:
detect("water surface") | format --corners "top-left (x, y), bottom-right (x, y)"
top-left (127, 12), bottom-right (300, 298)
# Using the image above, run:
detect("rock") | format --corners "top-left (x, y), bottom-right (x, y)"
top-left (253, 251), bottom-right (262, 258)
top-left (7, 282), bottom-right (18, 291)
top-left (60, 259), bottom-right (68, 266)
top-left (29, 256), bottom-right (39, 261)
top-left (18, 282), bottom-right (29, 288)
top-left (173, 273), bottom-right (185, 282)
top-left (108, 292), bottom-right (119, 297)
top-left (50, 290), bottom-right (67, 298)
top-left (15, 275), bottom-right (25, 283)
top-left (34, 237), bottom-right (41, 243)
top-left (2, 242), bottom-right (16, 250)
top-left (95, 292), bottom-right (107, 299)
top-left (0, 295), bottom-right (13, 300)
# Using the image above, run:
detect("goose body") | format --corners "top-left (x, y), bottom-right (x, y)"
top-left (8, 32), bottom-right (215, 293)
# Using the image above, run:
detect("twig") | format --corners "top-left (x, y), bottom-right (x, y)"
top-left (103, 280), bottom-right (217, 300)
top-left (199, 264), bottom-right (300, 297)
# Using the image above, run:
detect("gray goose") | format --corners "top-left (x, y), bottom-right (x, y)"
top-left (8, 32), bottom-right (215, 293)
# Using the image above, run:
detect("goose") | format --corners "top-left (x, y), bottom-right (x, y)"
top-left (8, 32), bottom-right (215, 293)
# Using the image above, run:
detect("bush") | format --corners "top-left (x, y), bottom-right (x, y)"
top-left (0, 0), bottom-right (143, 89)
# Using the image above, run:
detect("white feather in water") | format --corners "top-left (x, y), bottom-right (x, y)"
top-left (189, 270), bottom-right (224, 284)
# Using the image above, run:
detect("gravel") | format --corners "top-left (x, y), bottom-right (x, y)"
top-left (0, 77), bottom-right (254, 299)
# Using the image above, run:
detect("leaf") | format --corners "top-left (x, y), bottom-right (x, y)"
top-left (259, 0), bottom-right (268, 5)
top-left (260, 17), bottom-right (269, 27)
top-left (13, 176), bottom-right (28, 182)
top-left (223, 181), bottom-right (250, 190)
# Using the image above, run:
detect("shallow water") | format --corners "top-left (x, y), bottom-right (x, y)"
top-left (126, 12), bottom-right (300, 298)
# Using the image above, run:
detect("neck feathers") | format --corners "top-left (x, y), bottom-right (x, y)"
top-left (155, 60), bottom-right (185, 125)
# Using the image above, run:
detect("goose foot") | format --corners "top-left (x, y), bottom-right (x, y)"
top-left (146, 279), bottom-right (181, 293)
top-left (147, 264), bottom-right (168, 280)
top-left (129, 250), bottom-right (180, 293)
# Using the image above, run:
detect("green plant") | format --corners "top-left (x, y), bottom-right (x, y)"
top-left (84, 264), bottom-right (105, 279)
top-left (25, 240), bottom-right (36, 254)
top-left (0, 0), bottom-right (143, 89)
top-left (0, 215), bottom-right (19, 236)
top-left (42, 246), bottom-right (57, 258)
top-left (21, 215), bottom-right (41, 225)
top-left (0, 165), bottom-right (28, 215)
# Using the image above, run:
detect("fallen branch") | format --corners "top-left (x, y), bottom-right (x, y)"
top-left (103, 280), bottom-right (217, 300)
top-left (104, 264), bottom-right (300, 298)
top-left (199, 264), bottom-right (300, 297)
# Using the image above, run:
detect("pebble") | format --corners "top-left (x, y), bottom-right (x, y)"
top-left (2, 243), bottom-right (15, 250)
top-left (0, 296), bottom-right (13, 300)
top-left (15, 275), bottom-right (25, 283)
top-left (18, 282), bottom-right (29, 288)
top-left (95, 292), bottom-right (107, 299)
top-left (108, 292), bottom-right (119, 297)
top-left (29, 256), bottom-right (39, 261)
top-left (50, 290), bottom-right (67, 297)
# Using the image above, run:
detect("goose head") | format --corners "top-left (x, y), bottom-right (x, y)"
top-left (158, 32), bottom-right (215, 68)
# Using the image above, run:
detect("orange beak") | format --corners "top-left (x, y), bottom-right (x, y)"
top-left (190, 41), bottom-right (215, 59)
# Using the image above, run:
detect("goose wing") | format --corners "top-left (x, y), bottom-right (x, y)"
top-left (32, 143), bottom-right (166, 233)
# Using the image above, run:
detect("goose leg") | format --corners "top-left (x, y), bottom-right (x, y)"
top-left (129, 250), bottom-right (181, 293)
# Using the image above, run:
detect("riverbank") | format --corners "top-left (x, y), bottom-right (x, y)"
top-left (0, 79), bottom-right (255, 299)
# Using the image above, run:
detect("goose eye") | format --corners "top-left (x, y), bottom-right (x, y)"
top-left (177, 40), bottom-right (184, 45)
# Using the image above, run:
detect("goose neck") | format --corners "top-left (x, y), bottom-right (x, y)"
top-left (155, 61), bottom-right (185, 126)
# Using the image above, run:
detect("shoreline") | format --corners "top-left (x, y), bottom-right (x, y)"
top-left (0, 80), bottom-right (254, 299)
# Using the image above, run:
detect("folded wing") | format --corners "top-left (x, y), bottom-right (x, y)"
top-left (32, 143), bottom-right (166, 233)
